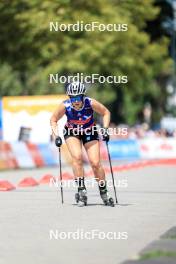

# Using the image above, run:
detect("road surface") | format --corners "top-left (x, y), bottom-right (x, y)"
top-left (0, 164), bottom-right (176, 264)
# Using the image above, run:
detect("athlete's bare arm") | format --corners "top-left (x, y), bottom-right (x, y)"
top-left (50, 102), bottom-right (65, 138)
top-left (91, 99), bottom-right (111, 128)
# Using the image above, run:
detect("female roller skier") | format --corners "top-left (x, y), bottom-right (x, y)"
top-left (50, 82), bottom-right (114, 206)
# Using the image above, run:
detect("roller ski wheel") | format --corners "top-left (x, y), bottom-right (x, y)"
top-left (75, 193), bottom-right (79, 203)
top-left (101, 192), bottom-right (115, 207)
top-left (75, 189), bottom-right (87, 206)
top-left (108, 197), bottom-right (115, 207)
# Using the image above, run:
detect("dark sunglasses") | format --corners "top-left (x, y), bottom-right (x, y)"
top-left (70, 95), bottom-right (83, 103)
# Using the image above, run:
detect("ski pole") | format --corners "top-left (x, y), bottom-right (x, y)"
top-left (106, 141), bottom-right (118, 204)
top-left (58, 146), bottom-right (64, 204)
top-left (55, 137), bottom-right (64, 204)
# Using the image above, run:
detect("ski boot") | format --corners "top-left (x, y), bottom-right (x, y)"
top-left (75, 188), bottom-right (87, 206)
top-left (100, 191), bottom-right (115, 207)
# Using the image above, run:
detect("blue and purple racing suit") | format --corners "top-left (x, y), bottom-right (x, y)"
top-left (63, 97), bottom-right (99, 144)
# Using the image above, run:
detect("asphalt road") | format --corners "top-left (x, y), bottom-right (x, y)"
top-left (0, 164), bottom-right (176, 264)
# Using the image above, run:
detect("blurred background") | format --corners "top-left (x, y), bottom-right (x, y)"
top-left (0, 0), bottom-right (176, 168)
top-left (1, 3), bottom-right (176, 264)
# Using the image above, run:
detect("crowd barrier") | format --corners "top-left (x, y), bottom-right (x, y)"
top-left (107, 138), bottom-right (176, 159)
top-left (0, 138), bottom-right (176, 170)
top-left (0, 141), bottom-right (71, 170)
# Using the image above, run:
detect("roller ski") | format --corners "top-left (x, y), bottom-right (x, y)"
top-left (100, 191), bottom-right (115, 207)
top-left (75, 189), bottom-right (87, 206)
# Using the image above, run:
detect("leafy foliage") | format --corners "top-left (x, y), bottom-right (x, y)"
top-left (0, 0), bottom-right (172, 124)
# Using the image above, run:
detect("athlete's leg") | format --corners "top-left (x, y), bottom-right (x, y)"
top-left (65, 136), bottom-right (86, 197)
top-left (84, 140), bottom-right (114, 206)
top-left (84, 140), bottom-right (105, 182)
top-left (65, 136), bottom-right (84, 179)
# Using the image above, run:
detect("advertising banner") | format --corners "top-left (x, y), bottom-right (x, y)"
top-left (139, 138), bottom-right (176, 159)
top-left (101, 138), bottom-right (176, 160)
top-left (2, 95), bottom-right (67, 143)
top-left (108, 139), bottom-right (140, 159)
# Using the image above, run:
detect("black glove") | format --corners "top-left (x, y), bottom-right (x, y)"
top-left (55, 136), bottom-right (62, 147)
top-left (102, 128), bottom-right (109, 142)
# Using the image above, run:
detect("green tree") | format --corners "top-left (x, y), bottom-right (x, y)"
top-left (0, 0), bottom-right (172, 124)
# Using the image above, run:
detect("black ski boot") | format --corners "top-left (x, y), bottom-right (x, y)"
top-left (75, 188), bottom-right (87, 206)
top-left (100, 191), bottom-right (115, 207)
